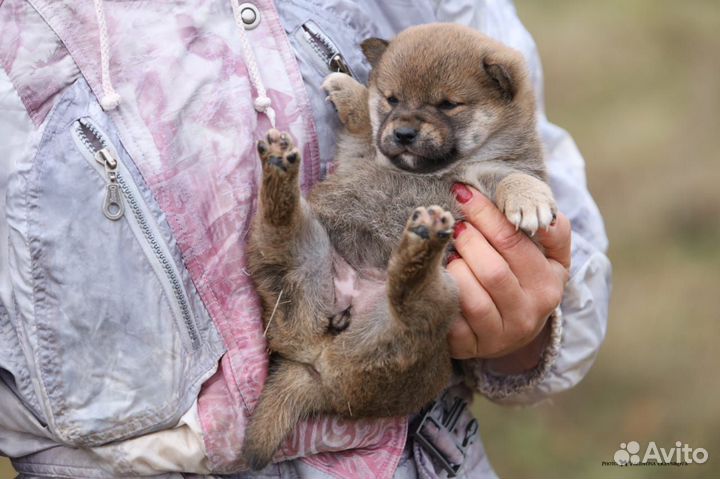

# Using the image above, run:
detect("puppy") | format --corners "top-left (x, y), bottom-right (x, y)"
top-left (242, 23), bottom-right (556, 469)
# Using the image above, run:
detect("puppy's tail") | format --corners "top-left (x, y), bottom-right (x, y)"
top-left (241, 359), bottom-right (325, 470)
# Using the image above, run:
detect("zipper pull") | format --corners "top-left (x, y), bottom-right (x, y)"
top-left (329, 53), bottom-right (351, 76)
top-left (95, 148), bottom-right (125, 221)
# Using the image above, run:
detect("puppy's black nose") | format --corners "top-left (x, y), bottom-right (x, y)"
top-left (394, 127), bottom-right (418, 145)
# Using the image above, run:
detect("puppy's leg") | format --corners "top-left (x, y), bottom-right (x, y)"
top-left (322, 73), bottom-right (371, 136)
top-left (254, 129), bottom-right (302, 229)
top-left (495, 172), bottom-right (558, 236)
top-left (248, 129), bottom-right (335, 342)
top-left (241, 359), bottom-right (327, 470)
top-left (244, 132), bottom-right (334, 472)
top-left (387, 206), bottom-right (457, 324)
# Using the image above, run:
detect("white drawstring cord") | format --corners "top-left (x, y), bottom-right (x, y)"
top-left (93, 0), bottom-right (121, 111)
top-left (230, 1), bottom-right (276, 127)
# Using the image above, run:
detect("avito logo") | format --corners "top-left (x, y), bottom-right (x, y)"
top-left (612, 441), bottom-right (708, 466)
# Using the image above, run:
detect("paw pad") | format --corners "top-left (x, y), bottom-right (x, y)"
top-left (407, 205), bottom-right (455, 241)
top-left (257, 129), bottom-right (300, 172)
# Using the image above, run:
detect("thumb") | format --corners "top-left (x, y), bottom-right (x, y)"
top-left (535, 212), bottom-right (572, 271)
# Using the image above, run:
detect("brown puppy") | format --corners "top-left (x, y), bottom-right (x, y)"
top-left (242, 23), bottom-right (556, 469)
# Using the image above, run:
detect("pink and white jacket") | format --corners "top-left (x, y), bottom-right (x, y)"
top-left (0, 1), bottom-right (611, 478)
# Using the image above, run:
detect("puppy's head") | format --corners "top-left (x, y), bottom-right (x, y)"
top-left (362, 24), bottom-right (536, 174)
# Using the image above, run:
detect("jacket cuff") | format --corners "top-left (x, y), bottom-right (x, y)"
top-left (462, 306), bottom-right (563, 401)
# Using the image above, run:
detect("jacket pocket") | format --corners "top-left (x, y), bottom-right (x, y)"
top-left (70, 117), bottom-right (201, 351)
top-left (293, 19), bottom-right (356, 79)
top-left (277, 2), bottom-right (377, 174)
top-left (7, 79), bottom-right (222, 446)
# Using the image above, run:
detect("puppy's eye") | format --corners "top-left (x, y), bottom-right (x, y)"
top-left (387, 96), bottom-right (399, 106)
top-left (438, 100), bottom-right (459, 110)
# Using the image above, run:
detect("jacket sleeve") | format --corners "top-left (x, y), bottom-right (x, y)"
top-left (435, 0), bottom-right (613, 404)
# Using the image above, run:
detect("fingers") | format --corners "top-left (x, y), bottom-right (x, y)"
top-left (447, 183), bottom-right (571, 361)
top-left (452, 221), bottom-right (524, 313)
top-left (447, 257), bottom-right (503, 325)
top-left (447, 258), bottom-right (502, 359)
top-left (452, 184), bottom-right (547, 274)
top-left (535, 212), bottom-right (572, 270)
top-left (446, 254), bottom-right (561, 359)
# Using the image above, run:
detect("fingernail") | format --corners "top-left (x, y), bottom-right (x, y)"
top-left (446, 251), bottom-right (461, 263)
top-left (453, 221), bottom-right (467, 239)
top-left (452, 183), bottom-right (473, 204)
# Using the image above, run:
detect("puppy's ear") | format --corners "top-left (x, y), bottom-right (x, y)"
top-left (361, 38), bottom-right (389, 67)
top-left (483, 52), bottom-right (520, 102)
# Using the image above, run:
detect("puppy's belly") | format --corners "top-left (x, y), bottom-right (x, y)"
top-left (331, 251), bottom-right (388, 320)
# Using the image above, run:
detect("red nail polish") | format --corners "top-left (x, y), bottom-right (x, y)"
top-left (452, 183), bottom-right (473, 204)
top-left (453, 221), bottom-right (466, 239)
top-left (446, 252), bottom-right (460, 264)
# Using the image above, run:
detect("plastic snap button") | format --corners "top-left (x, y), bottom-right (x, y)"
top-left (238, 3), bottom-right (260, 30)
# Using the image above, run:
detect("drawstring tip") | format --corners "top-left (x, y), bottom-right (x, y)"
top-left (253, 96), bottom-right (272, 113)
top-left (265, 107), bottom-right (276, 128)
top-left (100, 92), bottom-right (121, 111)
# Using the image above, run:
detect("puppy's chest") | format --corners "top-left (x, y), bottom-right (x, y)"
top-left (311, 170), bottom-right (458, 268)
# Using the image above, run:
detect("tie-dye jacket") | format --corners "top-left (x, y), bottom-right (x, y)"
top-left (0, 0), bottom-right (611, 478)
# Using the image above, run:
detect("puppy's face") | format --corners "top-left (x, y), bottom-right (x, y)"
top-left (363, 24), bottom-right (534, 174)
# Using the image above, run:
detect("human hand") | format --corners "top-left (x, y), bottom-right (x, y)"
top-left (447, 184), bottom-right (571, 373)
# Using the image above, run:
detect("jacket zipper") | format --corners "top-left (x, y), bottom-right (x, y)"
top-left (95, 148), bottom-right (125, 220)
top-left (72, 118), bottom-right (200, 350)
top-left (300, 21), bottom-right (353, 77)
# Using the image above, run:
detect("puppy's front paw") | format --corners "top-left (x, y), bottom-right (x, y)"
top-left (257, 129), bottom-right (300, 173)
top-left (321, 73), bottom-right (369, 133)
top-left (496, 173), bottom-right (557, 236)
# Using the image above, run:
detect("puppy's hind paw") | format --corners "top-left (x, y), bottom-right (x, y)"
top-left (257, 129), bottom-right (300, 173)
top-left (407, 205), bottom-right (455, 242)
top-left (388, 206), bottom-right (456, 310)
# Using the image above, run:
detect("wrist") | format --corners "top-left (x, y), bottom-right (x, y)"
top-left (485, 316), bottom-right (552, 375)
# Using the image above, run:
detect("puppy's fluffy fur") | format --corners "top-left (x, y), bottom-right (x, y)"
top-left (242, 23), bottom-right (556, 469)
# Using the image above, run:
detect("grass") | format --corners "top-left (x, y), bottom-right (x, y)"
top-left (473, 1), bottom-right (720, 477)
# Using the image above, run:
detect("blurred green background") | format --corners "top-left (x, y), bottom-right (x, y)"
top-left (2, 0), bottom-right (718, 477)
top-left (473, 0), bottom-right (720, 478)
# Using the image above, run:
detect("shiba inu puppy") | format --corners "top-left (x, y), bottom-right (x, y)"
top-left (242, 23), bottom-right (556, 469)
